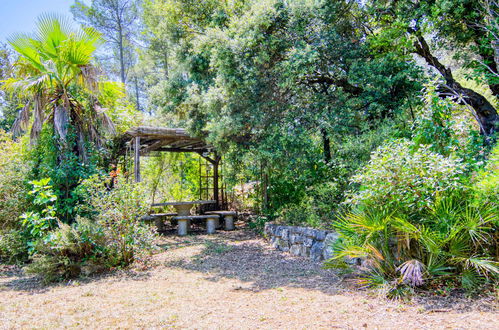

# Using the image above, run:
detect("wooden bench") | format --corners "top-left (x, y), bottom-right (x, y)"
top-left (206, 211), bottom-right (237, 230)
top-left (172, 214), bottom-right (220, 236)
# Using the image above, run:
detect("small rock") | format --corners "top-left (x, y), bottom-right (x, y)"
top-left (310, 241), bottom-right (325, 261)
top-left (300, 246), bottom-right (310, 257)
top-left (281, 228), bottom-right (290, 240)
top-left (278, 238), bottom-right (290, 252)
top-left (289, 244), bottom-right (301, 256)
top-left (304, 237), bottom-right (314, 247)
top-left (315, 230), bottom-right (327, 241)
top-left (289, 234), bottom-right (304, 245)
top-left (304, 228), bottom-right (316, 238)
top-left (322, 232), bottom-right (339, 260)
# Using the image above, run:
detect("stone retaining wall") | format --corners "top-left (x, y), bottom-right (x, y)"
top-left (264, 223), bottom-right (339, 261)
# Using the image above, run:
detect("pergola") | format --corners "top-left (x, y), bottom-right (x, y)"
top-left (119, 126), bottom-right (222, 209)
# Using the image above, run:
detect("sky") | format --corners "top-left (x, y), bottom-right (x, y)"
top-left (0, 0), bottom-right (80, 42)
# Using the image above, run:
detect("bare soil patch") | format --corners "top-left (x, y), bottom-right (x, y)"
top-left (1, 227), bottom-right (497, 329)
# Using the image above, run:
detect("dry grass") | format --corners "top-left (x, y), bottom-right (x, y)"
top-left (1, 228), bottom-right (498, 329)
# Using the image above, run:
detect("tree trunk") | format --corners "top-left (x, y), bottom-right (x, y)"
top-left (321, 127), bottom-right (332, 164)
top-left (117, 16), bottom-right (126, 84)
top-left (134, 76), bottom-right (140, 111)
top-left (413, 33), bottom-right (499, 136)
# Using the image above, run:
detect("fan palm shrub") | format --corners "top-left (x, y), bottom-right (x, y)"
top-left (329, 196), bottom-right (498, 297)
top-left (2, 14), bottom-right (114, 156)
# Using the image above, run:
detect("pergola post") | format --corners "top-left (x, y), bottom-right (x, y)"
top-left (134, 136), bottom-right (141, 182)
top-left (213, 154), bottom-right (220, 209)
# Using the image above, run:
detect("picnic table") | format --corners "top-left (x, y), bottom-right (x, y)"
top-left (151, 200), bottom-right (216, 216)
top-left (151, 200), bottom-right (218, 235)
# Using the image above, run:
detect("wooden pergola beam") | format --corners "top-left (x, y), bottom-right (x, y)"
top-left (140, 138), bottom-right (175, 155)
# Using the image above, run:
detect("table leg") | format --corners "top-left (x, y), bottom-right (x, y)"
top-left (177, 218), bottom-right (189, 236)
top-left (206, 217), bottom-right (217, 234)
top-left (175, 204), bottom-right (193, 216)
top-left (224, 215), bottom-right (235, 231)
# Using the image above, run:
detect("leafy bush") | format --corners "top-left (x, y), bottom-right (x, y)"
top-left (331, 136), bottom-right (498, 297)
top-left (27, 218), bottom-right (109, 283)
top-left (82, 174), bottom-right (157, 265)
top-left (276, 182), bottom-right (340, 228)
top-left (20, 179), bottom-right (58, 249)
top-left (28, 174), bottom-right (157, 282)
top-left (0, 130), bottom-right (30, 229)
top-left (27, 127), bottom-right (102, 223)
top-left (0, 229), bottom-right (29, 264)
top-left (347, 139), bottom-right (465, 215)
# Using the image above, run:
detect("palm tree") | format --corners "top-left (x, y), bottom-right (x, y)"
top-left (2, 14), bottom-right (114, 160)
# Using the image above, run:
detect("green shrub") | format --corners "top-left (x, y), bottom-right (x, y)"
top-left (275, 182), bottom-right (341, 228)
top-left (20, 179), bottom-right (58, 250)
top-left (331, 131), bottom-right (499, 297)
top-left (0, 130), bottom-right (30, 230)
top-left (82, 174), bottom-right (157, 266)
top-left (278, 202), bottom-right (322, 228)
top-left (347, 139), bottom-right (465, 216)
top-left (27, 218), bottom-right (109, 283)
top-left (0, 229), bottom-right (29, 264)
top-left (27, 174), bottom-right (157, 283)
top-left (26, 127), bottom-right (103, 223)
top-left (473, 143), bottom-right (499, 207)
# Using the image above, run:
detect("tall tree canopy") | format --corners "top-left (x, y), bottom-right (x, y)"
top-left (367, 0), bottom-right (499, 137)
top-left (71, 0), bottom-right (140, 84)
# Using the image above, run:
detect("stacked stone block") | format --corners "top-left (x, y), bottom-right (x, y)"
top-left (264, 223), bottom-right (340, 261)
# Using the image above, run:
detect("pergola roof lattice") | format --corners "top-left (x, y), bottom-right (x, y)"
top-left (124, 126), bottom-right (213, 156)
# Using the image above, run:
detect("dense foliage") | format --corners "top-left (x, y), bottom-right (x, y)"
top-left (0, 0), bottom-right (497, 294)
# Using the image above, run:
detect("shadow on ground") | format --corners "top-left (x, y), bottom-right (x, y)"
top-left (158, 227), bottom-right (498, 313)
top-left (161, 227), bottom-right (343, 295)
top-left (1, 226), bottom-right (496, 313)
top-left (0, 261), bottom-right (153, 295)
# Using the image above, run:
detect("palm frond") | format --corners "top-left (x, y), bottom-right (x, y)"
top-left (11, 102), bottom-right (31, 137)
top-left (5, 13), bottom-right (106, 148)
top-left (35, 13), bottom-right (74, 58)
top-left (460, 269), bottom-right (486, 291)
top-left (425, 253), bottom-right (454, 277)
top-left (463, 257), bottom-right (499, 278)
top-left (7, 33), bottom-right (44, 72)
top-left (397, 259), bottom-right (425, 287)
top-left (30, 95), bottom-right (46, 142)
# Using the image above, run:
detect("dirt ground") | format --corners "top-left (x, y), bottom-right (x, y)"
top-left (0, 228), bottom-right (497, 329)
